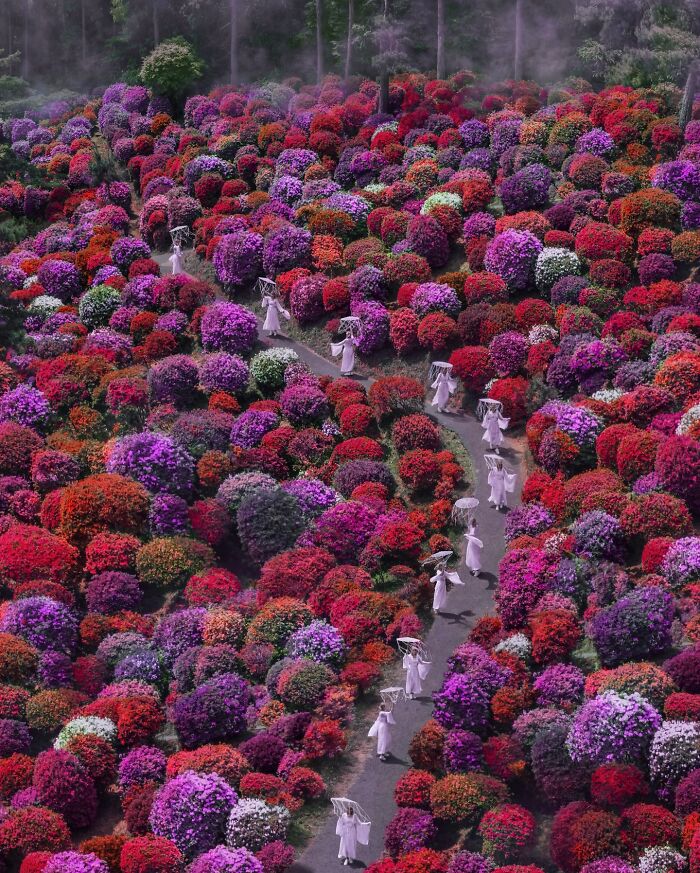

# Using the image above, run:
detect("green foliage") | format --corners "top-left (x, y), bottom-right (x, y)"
top-left (139, 37), bottom-right (203, 103)
top-left (88, 149), bottom-right (125, 187)
top-left (0, 76), bottom-right (29, 100)
top-left (576, 0), bottom-right (700, 85)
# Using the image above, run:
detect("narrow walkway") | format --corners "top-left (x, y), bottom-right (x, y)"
top-left (155, 253), bottom-right (522, 869)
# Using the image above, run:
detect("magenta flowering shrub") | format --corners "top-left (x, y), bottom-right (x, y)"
top-left (200, 302), bottom-right (258, 355)
top-left (214, 232), bottom-right (264, 288)
top-left (149, 770), bottom-right (238, 857)
top-left (484, 230), bottom-right (543, 291)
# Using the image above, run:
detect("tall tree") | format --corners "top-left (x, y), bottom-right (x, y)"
top-left (152, 0), bottom-right (160, 45)
top-left (21, 0), bottom-right (30, 80)
top-left (81, 0), bottom-right (87, 66)
top-left (229, 0), bottom-right (238, 82)
top-left (315, 0), bottom-right (324, 83)
top-left (436, 0), bottom-right (445, 78)
top-left (513, 0), bottom-right (523, 79)
top-left (344, 0), bottom-right (354, 82)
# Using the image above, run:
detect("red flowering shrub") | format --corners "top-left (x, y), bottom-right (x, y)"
top-left (575, 222), bottom-right (633, 261)
top-left (464, 272), bottom-right (509, 306)
top-left (590, 763), bottom-right (649, 808)
top-left (395, 849), bottom-right (448, 873)
top-left (430, 772), bottom-right (509, 822)
top-left (392, 414), bottom-right (440, 453)
top-left (257, 546), bottom-right (336, 604)
top-left (394, 769), bottom-right (436, 808)
top-left (120, 836), bottom-right (185, 873)
top-left (478, 803), bottom-right (537, 859)
top-left (417, 312), bottom-right (458, 351)
top-left (616, 429), bottom-right (661, 482)
top-left (619, 803), bottom-right (680, 856)
top-left (0, 806), bottom-right (71, 858)
top-left (619, 188), bottom-right (681, 236)
top-left (0, 753), bottom-right (33, 800)
top-left (0, 524), bottom-right (80, 589)
top-left (450, 346), bottom-right (495, 393)
top-left (302, 719), bottom-right (346, 759)
top-left (409, 719), bottom-right (446, 771)
top-left (655, 434), bottom-right (700, 511)
top-left (60, 473), bottom-right (150, 546)
top-left (489, 377), bottom-right (528, 424)
top-left (339, 403), bottom-right (373, 436)
top-left (368, 377), bottom-right (425, 420)
top-left (529, 609), bottom-right (581, 664)
top-left (398, 449), bottom-right (442, 492)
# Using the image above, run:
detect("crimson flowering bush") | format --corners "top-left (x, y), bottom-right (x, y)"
top-left (6, 69), bottom-right (700, 873)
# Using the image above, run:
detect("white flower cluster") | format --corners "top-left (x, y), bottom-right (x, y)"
top-left (226, 798), bottom-right (291, 852)
top-left (495, 632), bottom-right (532, 661)
top-left (54, 716), bottom-right (118, 750)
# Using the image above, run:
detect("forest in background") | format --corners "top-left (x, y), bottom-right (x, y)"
top-left (1, 0), bottom-right (700, 113)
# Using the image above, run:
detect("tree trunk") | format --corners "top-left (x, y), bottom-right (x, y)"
top-left (315, 0), bottom-right (323, 84)
top-left (344, 0), bottom-right (354, 84)
top-left (21, 0), bottom-right (29, 80)
top-left (378, 0), bottom-right (390, 113)
top-left (81, 0), bottom-right (87, 68)
top-left (680, 61), bottom-right (698, 131)
top-left (152, 0), bottom-right (160, 46)
top-left (229, 0), bottom-right (238, 84)
top-left (513, 0), bottom-right (523, 80)
top-left (436, 0), bottom-right (445, 79)
top-left (379, 73), bottom-right (389, 113)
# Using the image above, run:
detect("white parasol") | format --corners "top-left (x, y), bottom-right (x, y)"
top-left (169, 225), bottom-right (192, 249)
top-left (256, 276), bottom-right (279, 300)
top-left (429, 360), bottom-right (454, 384)
top-left (484, 453), bottom-right (506, 471)
top-left (338, 316), bottom-right (362, 337)
top-left (331, 798), bottom-right (371, 823)
top-left (477, 397), bottom-right (503, 419)
top-left (397, 637), bottom-right (431, 661)
top-left (421, 550), bottom-right (454, 567)
top-left (379, 686), bottom-right (405, 708)
top-left (451, 496), bottom-right (480, 526)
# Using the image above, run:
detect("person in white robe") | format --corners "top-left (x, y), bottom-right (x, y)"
top-left (403, 645), bottom-right (431, 699)
top-left (336, 808), bottom-right (370, 865)
top-left (169, 242), bottom-right (184, 276)
top-left (430, 561), bottom-right (464, 612)
top-left (465, 518), bottom-right (484, 576)
top-left (331, 333), bottom-right (358, 375)
top-left (261, 293), bottom-right (290, 337)
top-left (487, 459), bottom-right (516, 510)
top-left (431, 370), bottom-right (457, 413)
top-left (481, 407), bottom-right (509, 452)
top-left (368, 704), bottom-right (395, 761)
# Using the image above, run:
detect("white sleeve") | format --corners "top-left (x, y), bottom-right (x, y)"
top-left (357, 821), bottom-right (371, 845)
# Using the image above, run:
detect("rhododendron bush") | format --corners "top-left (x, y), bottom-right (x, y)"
top-left (0, 76), bottom-right (477, 871)
top-left (3, 63), bottom-right (700, 873)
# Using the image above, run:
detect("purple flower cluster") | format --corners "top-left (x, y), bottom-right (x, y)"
top-left (214, 231), bottom-right (264, 288)
top-left (262, 224), bottom-right (312, 277)
top-left (107, 431), bottom-right (195, 496)
top-left (149, 769), bottom-right (238, 857)
top-left (484, 229), bottom-right (543, 291)
top-left (0, 385), bottom-right (51, 430)
top-left (200, 301), bottom-right (259, 355)
top-left (411, 282), bottom-right (461, 318)
top-left (199, 352), bottom-right (250, 394)
top-left (230, 409), bottom-right (279, 449)
top-left (566, 690), bottom-right (661, 766)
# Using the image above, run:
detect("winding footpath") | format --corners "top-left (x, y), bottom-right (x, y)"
top-left (154, 252), bottom-right (522, 871)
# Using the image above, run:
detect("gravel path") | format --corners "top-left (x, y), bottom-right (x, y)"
top-left (154, 253), bottom-right (522, 870)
